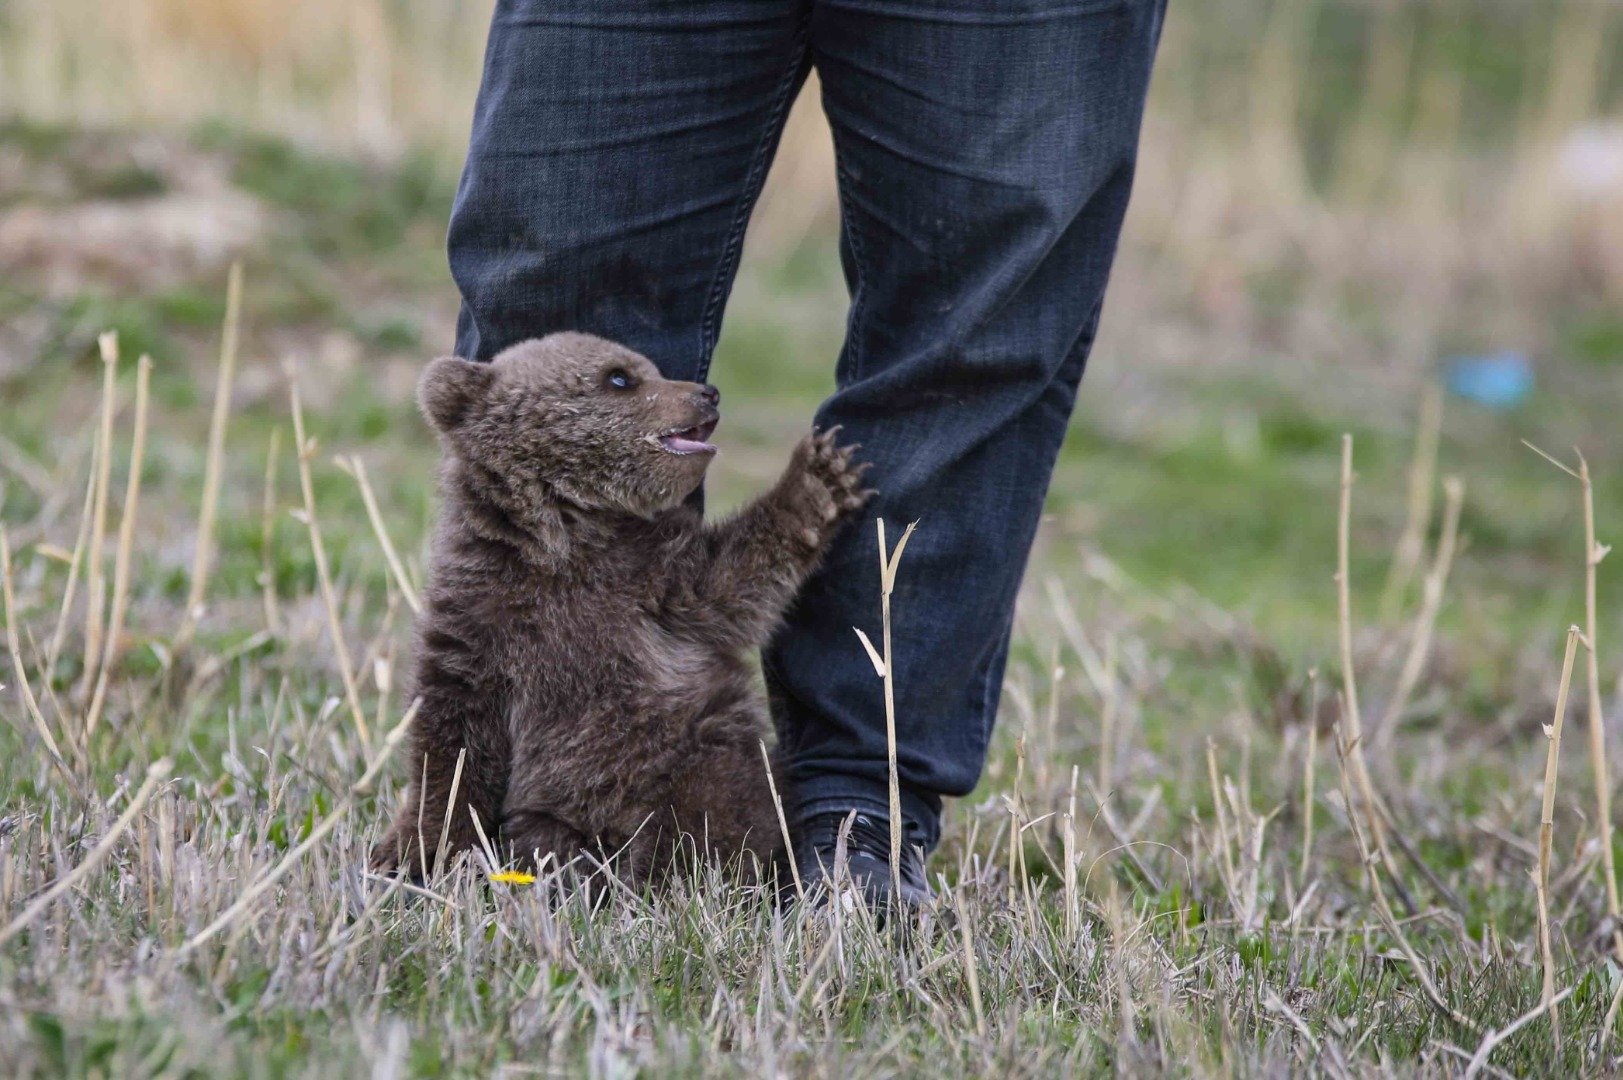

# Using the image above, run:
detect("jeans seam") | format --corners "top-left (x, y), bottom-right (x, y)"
top-left (829, 127), bottom-right (871, 384)
top-left (695, 13), bottom-right (813, 380)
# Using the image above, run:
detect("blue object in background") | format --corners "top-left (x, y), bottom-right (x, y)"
top-left (1443, 351), bottom-right (1534, 410)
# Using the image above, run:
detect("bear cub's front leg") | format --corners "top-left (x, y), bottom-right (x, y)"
top-left (688, 429), bottom-right (873, 648)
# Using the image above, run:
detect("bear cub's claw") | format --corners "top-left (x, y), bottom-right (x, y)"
top-left (793, 426), bottom-right (876, 529)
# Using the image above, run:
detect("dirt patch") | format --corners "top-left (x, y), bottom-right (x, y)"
top-left (0, 131), bottom-right (268, 295)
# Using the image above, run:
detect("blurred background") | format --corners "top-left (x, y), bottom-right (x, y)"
top-left (2, 0), bottom-right (1622, 658)
top-left (8, 7), bottom-right (1623, 1070)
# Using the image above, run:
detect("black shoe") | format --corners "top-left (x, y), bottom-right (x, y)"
top-left (791, 810), bottom-right (932, 909)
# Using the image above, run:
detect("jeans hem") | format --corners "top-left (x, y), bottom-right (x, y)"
top-left (789, 777), bottom-right (942, 853)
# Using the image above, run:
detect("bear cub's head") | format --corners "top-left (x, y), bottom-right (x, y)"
top-left (420, 333), bottom-right (721, 517)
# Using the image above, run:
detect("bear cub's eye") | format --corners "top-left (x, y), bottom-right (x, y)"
top-left (605, 368), bottom-right (637, 391)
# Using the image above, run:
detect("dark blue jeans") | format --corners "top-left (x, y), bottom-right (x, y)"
top-left (449, 0), bottom-right (1165, 853)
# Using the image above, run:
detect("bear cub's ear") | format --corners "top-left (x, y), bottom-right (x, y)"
top-left (419, 357), bottom-right (495, 434)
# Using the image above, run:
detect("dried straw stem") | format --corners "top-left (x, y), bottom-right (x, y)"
top-left (1380, 385), bottom-right (1442, 618)
top-left (44, 432), bottom-right (100, 682)
top-left (761, 740), bottom-right (803, 903)
top-left (78, 331), bottom-right (119, 697)
top-left (427, 749), bottom-right (466, 878)
top-left (178, 260), bottom-right (243, 645)
top-left (1205, 739), bottom-right (1238, 909)
top-left (259, 427), bottom-right (282, 636)
top-left (1577, 454), bottom-right (1623, 962)
top-left (1377, 476), bottom-right (1464, 744)
top-left (177, 700), bottom-right (415, 956)
top-left (1099, 637), bottom-right (1118, 794)
top-left (1334, 735), bottom-right (1475, 1032)
top-left (1336, 435), bottom-right (1404, 890)
top-left (1063, 764), bottom-right (1079, 937)
top-left (1536, 626), bottom-right (1581, 1055)
top-left (855, 518), bottom-right (915, 906)
top-left (953, 884), bottom-right (986, 1037)
top-left (1526, 442), bottom-right (1623, 963)
top-left (1, 528), bottom-right (80, 793)
top-left (338, 454), bottom-right (421, 615)
top-left (1006, 735), bottom-right (1023, 910)
top-left (84, 354), bottom-right (152, 741)
top-left (880, 521), bottom-right (912, 904)
top-left (1298, 670), bottom-right (1320, 889)
top-left (1464, 986), bottom-right (1575, 1079)
top-left (287, 366), bottom-right (371, 748)
top-left (0, 756), bottom-right (169, 946)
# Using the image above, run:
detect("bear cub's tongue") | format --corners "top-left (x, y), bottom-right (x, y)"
top-left (659, 418), bottom-right (718, 455)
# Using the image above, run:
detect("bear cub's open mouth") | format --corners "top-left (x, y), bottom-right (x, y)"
top-left (658, 418), bottom-right (719, 456)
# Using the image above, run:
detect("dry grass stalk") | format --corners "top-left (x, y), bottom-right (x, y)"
top-left (178, 699), bottom-right (416, 957)
top-left (287, 364), bottom-right (371, 749)
top-left (1063, 764), bottom-right (1079, 938)
top-left (0, 431), bottom-right (52, 495)
top-left (1464, 986), bottom-right (1576, 1080)
top-left (1099, 636), bottom-right (1119, 794)
top-left (1082, 776), bottom-right (1163, 894)
top-left (1334, 733), bottom-right (1475, 1033)
top-left (1262, 989), bottom-right (1321, 1060)
top-left (854, 517), bottom-right (916, 906)
top-left (0, 756), bottom-right (170, 947)
top-left (0, 527), bottom-right (79, 793)
top-left (1577, 454), bottom-right (1623, 962)
top-left (1245, 0), bottom-right (1313, 202)
top-left (465, 805), bottom-right (504, 879)
top-left (1298, 670), bottom-right (1320, 890)
top-left (760, 740), bottom-right (803, 903)
top-left (338, 454), bottom-right (421, 615)
top-left (1334, 0), bottom-right (1414, 205)
top-left (1205, 739), bottom-right (1238, 906)
top-left (1376, 475), bottom-right (1464, 745)
top-left (1242, 804), bottom-right (1272, 934)
top-left (84, 354), bottom-right (152, 741)
top-left (1336, 435), bottom-right (1405, 892)
top-left (78, 331), bottom-right (120, 698)
top-left (1536, 625), bottom-right (1582, 1055)
top-left (429, 747), bottom-right (466, 878)
top-left (1035, 646), bottom-right (1062, 796)
top-left (1042, 576), bottom-right (1114, 697)
top-left (1007, 734), bottom-right (1025, 911)
top-left (1527, 443), bottom-right (1623, 963)
top-left (1532, 0), bottom-right (1609, 143)
top-left (259, 427), bottom-right (283, 635)
top-left (371, 645), bottom-right (395, 755)
top-left (1380, 385), bottom-right (1443, 619)
top-left (178, 261), bottom-right (244, 646)
top-left (952, 884), bottom-right (986, 1037)
top-left (44, 432), bottom-right (101, 681)
top-left (1605, 976), bottom-right (1623, 1048)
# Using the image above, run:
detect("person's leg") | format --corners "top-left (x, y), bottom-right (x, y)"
top-left (449, 0), bottom-right (813, 376)
top-left (768, 0), bottom-right (1167, 853)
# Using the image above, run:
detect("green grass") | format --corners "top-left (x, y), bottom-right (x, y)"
top-left (5, 123), bottom-right (1623, 1077)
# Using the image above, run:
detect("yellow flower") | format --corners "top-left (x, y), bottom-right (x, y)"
top-left (489, 870), bottom-right (537, 886)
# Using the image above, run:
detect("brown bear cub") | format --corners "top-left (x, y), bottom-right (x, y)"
top-left (369, 332), bottom-right (871, 885)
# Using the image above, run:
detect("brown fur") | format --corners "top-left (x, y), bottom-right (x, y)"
top-left (369, 332), bottom-right (871, 885)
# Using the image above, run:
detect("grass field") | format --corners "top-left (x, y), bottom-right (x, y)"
top-left (5, 0), bottom-right (1623, 1075)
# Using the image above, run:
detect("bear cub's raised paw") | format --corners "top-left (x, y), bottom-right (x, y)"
top-left (784, 427), bottom-right (874, 546)
top-left (370, 332), bottom-right (871, 887)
